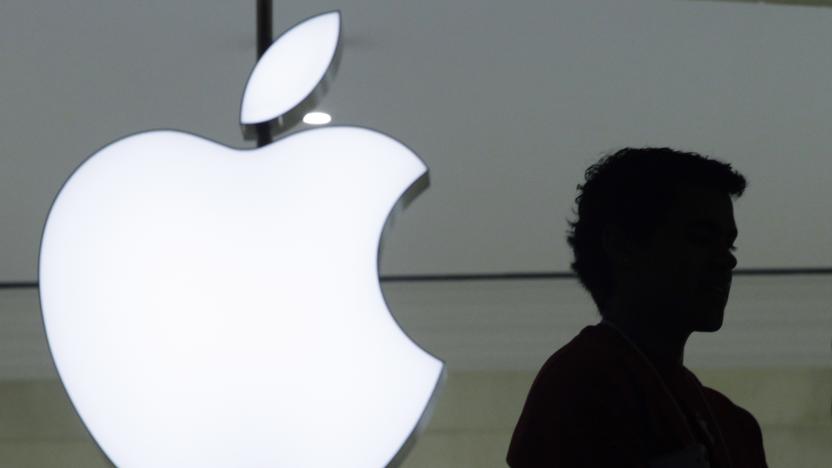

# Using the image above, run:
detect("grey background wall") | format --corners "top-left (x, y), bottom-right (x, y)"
top-left (3, 0), bottom-right (832, 281)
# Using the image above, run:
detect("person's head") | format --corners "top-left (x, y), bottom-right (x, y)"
top-left (565, 147), bottom-right (747, 331)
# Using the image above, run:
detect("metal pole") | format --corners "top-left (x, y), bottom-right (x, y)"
top-left (255, 0), bottom-right (273, 147)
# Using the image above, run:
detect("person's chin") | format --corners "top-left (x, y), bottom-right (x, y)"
top-left (696, 318), bottom-right (724, 332)
top-left (694, 292), bottom-right (728, 332)
top-left (694, 307), bottom-right (725, 332)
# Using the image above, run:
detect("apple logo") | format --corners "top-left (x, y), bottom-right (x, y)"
top-left (38, 11), bottom-right (445, 468)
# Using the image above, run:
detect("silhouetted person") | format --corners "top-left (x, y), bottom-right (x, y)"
top-left (507, 148), bottom-right (767, 467)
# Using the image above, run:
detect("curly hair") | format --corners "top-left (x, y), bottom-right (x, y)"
top-left (565, 147), bottom-right (748, 316)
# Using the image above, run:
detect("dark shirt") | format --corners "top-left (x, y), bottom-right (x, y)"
top-left (507, 323), bottom-right (768, 467)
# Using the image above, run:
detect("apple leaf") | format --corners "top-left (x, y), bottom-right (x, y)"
top-left (240, 10), bottom-right (342, 136)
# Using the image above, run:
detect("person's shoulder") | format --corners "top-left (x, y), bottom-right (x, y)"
top-left (700, 385), bottom-right (760, 423)
top-left (687, 374), bottom-right (752, 416)
top-left (514, 324), bottom-right (627, 433)
top-left (686, 372), bottom-right (764, 432)
top-left (507, 324), bottom-right (645, 466)
top-left (530, 324), bottom-right (623, 395)
top-left (691, 377), bottom-right (768, 465)
top-left (541, 323), bottom-right (621, 364)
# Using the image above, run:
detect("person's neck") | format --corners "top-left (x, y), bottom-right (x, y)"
top-left (601, 304), bottom-right (690, 372)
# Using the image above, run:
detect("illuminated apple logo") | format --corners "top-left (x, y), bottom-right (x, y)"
top-left (38, 11), bottom-right (445, 468)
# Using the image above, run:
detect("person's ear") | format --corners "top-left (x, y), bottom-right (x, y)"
top-left (602, 224), bottom-right (634, 269)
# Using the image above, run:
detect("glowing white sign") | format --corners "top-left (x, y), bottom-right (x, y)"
top-left (39, 10), bottom-right (444, 468)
